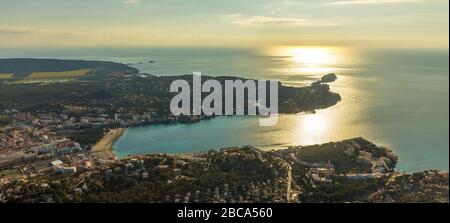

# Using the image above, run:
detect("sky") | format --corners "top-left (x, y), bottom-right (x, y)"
top-left (0, 0), bottom-right (448, 48)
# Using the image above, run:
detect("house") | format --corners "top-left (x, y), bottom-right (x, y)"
top-left (51, 160), bottom-right (63, 166)
top-left (53, 165), bottom-right (77, 174)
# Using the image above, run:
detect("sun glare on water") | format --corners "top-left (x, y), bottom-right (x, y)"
top-left (261, 46), bottom-right (357, 145)
top-left (267, 46), bottom-right (347, 74)
top-left (289, 47), bottom-right (338, 74)
top-left (302, 114), bottom-right (328, 133)
top-left (293, 114), bottom-right (330, 145)
top-left (290, 48), bottom-right (335, 65)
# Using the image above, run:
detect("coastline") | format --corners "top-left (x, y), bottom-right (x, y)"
top-left (90, 128), bottom-right (125, 160)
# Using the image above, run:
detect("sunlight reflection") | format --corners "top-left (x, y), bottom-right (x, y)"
top-left (290, 47), bottom-right (336, 65)
top-left (298, 66), bottom-right (335, 74)
top-left (294, 113), bottom-right (330, 145)
top-left (265, 46), bottom-right (348, 76)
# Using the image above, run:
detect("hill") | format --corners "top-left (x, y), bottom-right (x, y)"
top-left (0, 58), bottom-right (139, 78)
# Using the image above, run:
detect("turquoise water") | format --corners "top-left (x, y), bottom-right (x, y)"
top-left (112, 48), bottom-right (448, 172)
top-left (1, 47), bottom-right (448, 172)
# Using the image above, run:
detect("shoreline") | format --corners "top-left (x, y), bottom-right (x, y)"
top-left (90, 128), bottom-right (125, 160)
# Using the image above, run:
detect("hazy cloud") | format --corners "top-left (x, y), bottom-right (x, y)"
top-left (227, 14), bottom-right (338, 27)
top-left (327, 0), bottom-right (421, 5)
top-left (122, 0), bottom-right (140, 4)
top-left (0, 26), bottom-right (38, 35)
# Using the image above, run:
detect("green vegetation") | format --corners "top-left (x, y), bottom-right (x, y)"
top-left (297, 141), bottom-right (368, 173)
top-left (301, 177), bottom-right (387, 203)
top-left (0, 76), bottom-right (171, 113)
top-left (0, 73), bottom-right (13, 79)
top-left (0, 169), bottom-right (19, 177)
top-left (10, 69), bottom-right (92, 83)
top-left (66, 127), bottom-right (107, 148)
top-left (2, 149), bottom-right (284, 203)
top-left (0, 74), bottom-right (340, 118)
top-left (280, 138), bottom-right (397, 173)
top-left (25, 69), bottom-right (91, 80)
top-left (0, 58), bottom-right (138, 77)
top-left (371, 171), bottom-right (450, 203)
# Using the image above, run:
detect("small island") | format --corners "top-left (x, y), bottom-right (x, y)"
top-left (321, 73), bottom-right (338, 83)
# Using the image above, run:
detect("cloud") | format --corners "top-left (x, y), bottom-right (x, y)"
top-left (0, 26), bottom-right (39, 35)
top-left (327, 0), bottom-right (421, 5)
top-left (122, 0), bottom-right (140, 4)
top-left (227, 14), bottom-right (338, 27)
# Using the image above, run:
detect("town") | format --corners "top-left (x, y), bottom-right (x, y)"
top-left (1, 134), bottom-right (448, 203)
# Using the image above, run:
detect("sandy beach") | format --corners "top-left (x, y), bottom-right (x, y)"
top-left (90, 128), bottom-right (125, 160)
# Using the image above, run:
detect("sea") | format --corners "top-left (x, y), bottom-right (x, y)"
top-left (1, 47), bottom-right (448, 172)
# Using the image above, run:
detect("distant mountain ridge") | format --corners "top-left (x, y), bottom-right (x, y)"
top-left (0, 58), bottom-right (139, 77)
